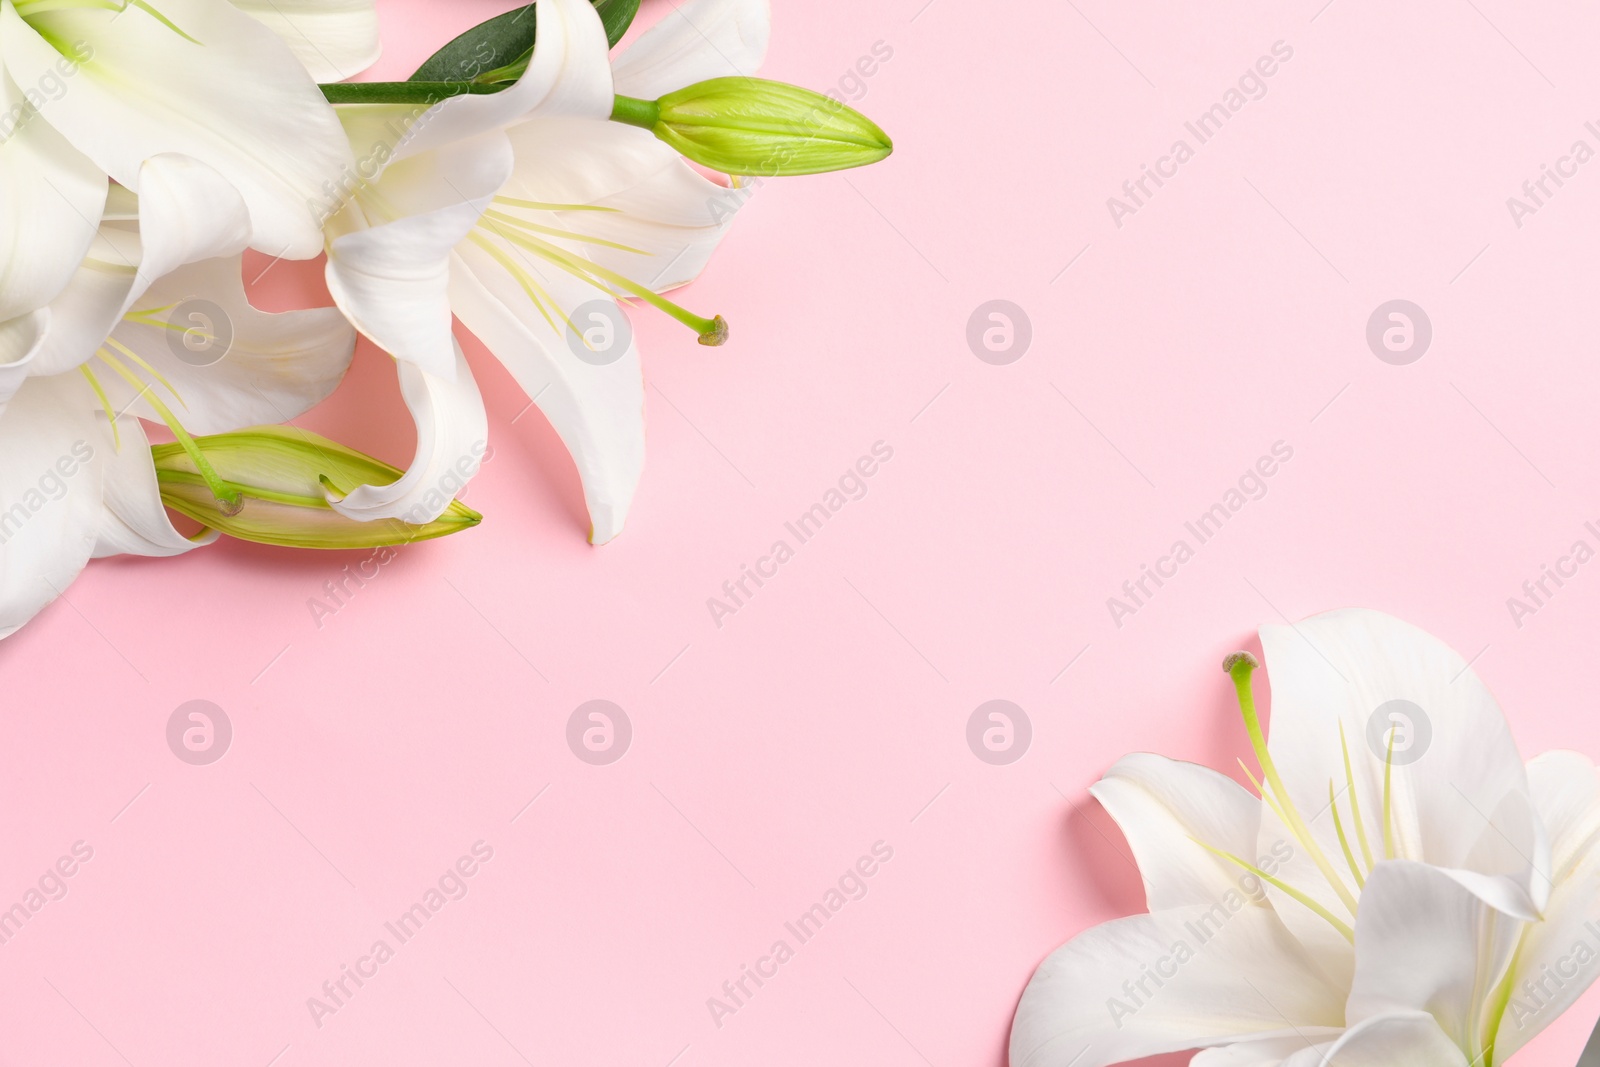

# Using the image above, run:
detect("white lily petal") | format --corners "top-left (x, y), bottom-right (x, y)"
top-left (1283, 1012), bottom-right (1468, 1067)
top-left (0, 375), bottom-right (105, 637)
top-left (1009, 905), bottom-right (1343, 1067)
top-left (501, 115), bottom-right (747, 291)
top-left (1191, 1036), bottom-right (1328, 1066)
top-left (22, 224), bottom-right (140, 380)
top-left (96, 256), bottom-right (354, 434)
top-left (450, 244), bottom-right (642, 544)
top-left (0, 308), bottom-right (48, 396)
top-left (327, 340), bottom-right (487, 523)
top-left (0, 0), bottom-right (351, 257)
top-left (92, 412), bottom-right (217, 557)
top-left (231, 0), bottom-right (380, 82)
top-left (1528, 751), bottom-right (1600, 883)
top-left (1089, 753), bottom-right (1264, 912)
top-left (394, 0), bottom-right (612, 161)
top-left (1252, 800), bottom-right (1356, 992)
top-left (127, 154), bottom-right (253, 296)
top-left (1345, 860), bottom-right (1523, 1060)
top-left (1256, 609), bottom-right (1542, 931)
top-left (1490, 848), bottom-right (1600, 1060)
top-left (334, 101), bottom-right (418, 183)
top-left (1455, 785), bottom-right (1550, 918)
top-left (28, 155), bottom-right (253, 382)
top-left (612, 0), bottom-right (770, 99)
top-left (0, 71), bottom-right (106, 321)
top-left (327, 132), bottom-right (513, 378)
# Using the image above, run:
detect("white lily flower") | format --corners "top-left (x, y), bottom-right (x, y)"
top-left (1011, 609), bottom-right (1600, 1067)
top-left (0, 154), bottom-right (354, 637)
top-left (230, 0), bottom-right (380, 83)
top-left (321, 0), bottom-right (768, 543)
top-left (0, 0), bottom-right (355, 281)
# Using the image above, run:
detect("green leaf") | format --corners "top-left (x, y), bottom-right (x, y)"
top-left (593, 0), bottom-right (640, 47)
top-left (409, 5), bottom-right (537, 84)
top-left (407, 0), bottom-right (639, 86)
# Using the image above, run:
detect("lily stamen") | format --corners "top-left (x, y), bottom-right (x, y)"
top-left (96, 347), bottom-right (240, 512)
top-left (475, 211), bottom-right (729, 347)
top-left (1338, 722), bottom-right (1377, 872)
top-left (77, 365), bottom-right (121, 450)
top-left (465, 231), bottom-right (576, 338)
top-left (124, 303), bottom-right (213, 344)
top-left (1225, 651), bottom-right (1361, 917)
top-left (103, 335), bottom-right (184, 409)
top-left (1237, 758), bottom-right (1290, 829)
top-left (1327, 781), bottom-right (1366, 889)
top-left (1192, 838), bottom-right (1355, 943)
top-left (481, 209), bottom-right (649, 256)
top-left (492, 195), bottom-right (618, 214)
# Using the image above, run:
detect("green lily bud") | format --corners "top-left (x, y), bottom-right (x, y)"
top-left (152, 426), bottom-right (480, 549)
top-left (610, 77), bottom-right (893, 177)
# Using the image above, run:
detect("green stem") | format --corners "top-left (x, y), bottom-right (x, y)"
top-left (319, 81), bottom-right (506, 105)
top-left (610, 94), bottom-right (660, 130)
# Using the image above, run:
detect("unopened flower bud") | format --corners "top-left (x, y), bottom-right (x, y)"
top-left (152, 426), bottom-right (480, 548)
top-left (610, 77), bottom-right (893, 177)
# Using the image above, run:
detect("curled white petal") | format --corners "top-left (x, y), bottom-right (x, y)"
top-left (394, 0), bottom-right (613, 161)
top-left (326, 132), bottom-right (514, 379)
top-left (0, 376), bottom-right (105, 636)
top-left (327, 340), bottom-right (488, 524)
top-left (1089, 753), bottom-right (1263, 912)
top-left (94, 413), bottom-right (218, 558)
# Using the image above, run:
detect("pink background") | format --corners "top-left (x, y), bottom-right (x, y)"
top-left (6, 0), bottom-right (1600, 1063)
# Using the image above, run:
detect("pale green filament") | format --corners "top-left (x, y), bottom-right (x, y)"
top-left (13, 0), bottom-right (123, 15)
top-left (16, 0), bottom-right (198, 43)
top-left (475, 205), bottom-right (728, 345)
top-left (466, 231), bottom-right (572, 337)
top-left (1339, 721), bottom-right (1377, 871)
top-left (126, 0), bottom-right (198, 42)
top-left (1237, 759), bottom-right (1290, 829)
top-left (1383, 729), bottom-right (1397, 860)
top-left (104, 336), bottom-right (183, 409)
top-left (97, 348), bottom-right (238, 509)
top-left (123, 304), bottom-right (194, 336)
top-left (481, 218), bottom-right (724, 341)
top-left (123, 306), bottom-right (227, 367)
top-left (1193, 838), bottom-right (1355, 944)
top-left (481, 209), bottom-right (648, 256)
top-left (1481, 927), bottom-right (1531, 1067)
top-left (1328, 781), bottom-right (1366, 890)
top-left (492, 195), bottom-right (619, 214)
top-left (1227, 654), bottom-right (1360, 917)
top-left (78, 364), bottom-right (120, 450)
top-left (122, 304), bottom-right (178, 330)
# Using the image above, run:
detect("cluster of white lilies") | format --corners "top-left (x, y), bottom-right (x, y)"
top-left (0, 0), bottom-right (889, 637)
top-left (1011, 609), bottom-right (1600, 1067)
